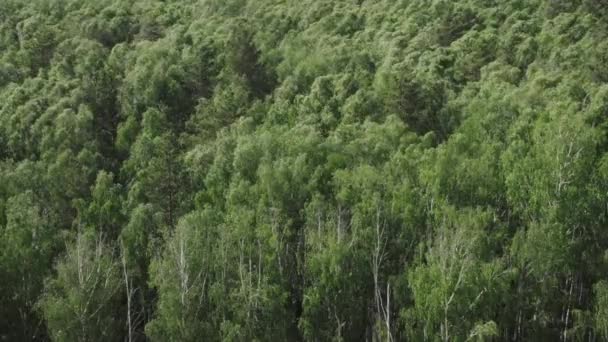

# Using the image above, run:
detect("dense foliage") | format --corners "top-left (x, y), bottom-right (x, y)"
top-left (1, 0), bottom-right (608, 340)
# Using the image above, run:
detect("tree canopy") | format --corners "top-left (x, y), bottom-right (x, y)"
top-left (1, 0), bottom-right (608, 340)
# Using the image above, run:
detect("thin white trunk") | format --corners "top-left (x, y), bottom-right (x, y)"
top-left (121, 243), bottom-right (133, 342)
top-left (386, 283), bottom-right (392, 342)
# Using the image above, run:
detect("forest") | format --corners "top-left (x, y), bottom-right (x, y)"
top-left (1, 0), bottom-right (608, 341)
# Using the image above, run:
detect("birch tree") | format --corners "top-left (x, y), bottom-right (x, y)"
top-left (39, 230), bottom-right (122, 342)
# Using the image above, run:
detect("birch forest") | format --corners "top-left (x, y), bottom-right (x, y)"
top-left (2, 0), bottom-right (608, 341)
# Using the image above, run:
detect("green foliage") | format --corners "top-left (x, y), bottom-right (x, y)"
top-left (405, 207), bottom-right (510, 341)
top-left (39, 231), bottom-right (123, 342)
top-left (1, 0), bottom-right (608, 340)
top-left (594, 281), bottom-right (608, 338)
top-left (0, 191), bottom-right (56, 340)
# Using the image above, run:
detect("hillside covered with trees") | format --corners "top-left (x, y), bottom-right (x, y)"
top-left (2, 0), bottom-right (608, 340)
